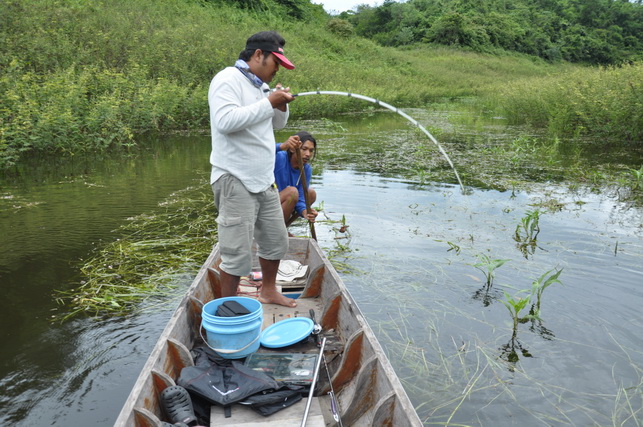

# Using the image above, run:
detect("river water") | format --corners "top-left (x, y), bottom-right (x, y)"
top-left (1, 112), bottom-right (641, 426)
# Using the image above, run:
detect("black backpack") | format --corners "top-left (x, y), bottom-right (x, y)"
top-left (178, 346), bottom-right (303, 420)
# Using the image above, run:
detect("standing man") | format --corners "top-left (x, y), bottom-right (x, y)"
top-left (209, 31), bottom-right (298, 307)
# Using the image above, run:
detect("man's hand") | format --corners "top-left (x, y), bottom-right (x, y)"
top-left (302, 208), bottom-right (318, 223)
top-left (279, 135), bottom-right (301, 152)
top-left (268, 85), bottom-right (295, 111)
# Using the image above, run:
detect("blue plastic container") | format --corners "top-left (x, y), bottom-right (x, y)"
top-left (201, 297), bottom-right (263, 359)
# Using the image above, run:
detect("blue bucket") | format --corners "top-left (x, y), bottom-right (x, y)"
top-left (201, 297), bottom-right (263, 359)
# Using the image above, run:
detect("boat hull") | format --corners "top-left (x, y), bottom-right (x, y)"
top-left (114, 237), bottom-right (422, 426)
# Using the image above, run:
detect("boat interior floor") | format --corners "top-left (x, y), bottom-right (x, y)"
top-left (208, 295), bottom-right (331, 426)
top-left (261, 294), bottom-right (322, 330)
top-left (209, 397), bottom-right (325, 427)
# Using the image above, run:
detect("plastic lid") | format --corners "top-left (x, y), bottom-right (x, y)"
top-left (260, 317), bottom-right (314, 348)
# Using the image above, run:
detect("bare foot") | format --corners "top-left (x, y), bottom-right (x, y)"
top-left (258, 289), bottom-right (297, 308)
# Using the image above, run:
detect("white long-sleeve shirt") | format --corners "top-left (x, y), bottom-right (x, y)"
top-left (209, 66), bottom-right (289, 193)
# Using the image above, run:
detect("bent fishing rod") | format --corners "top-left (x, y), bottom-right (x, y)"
top-left (291, 90), bottom-right (465, 193)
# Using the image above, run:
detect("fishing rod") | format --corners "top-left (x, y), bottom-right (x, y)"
top-left (292, 90), bottom-right (465, 193)
top-left (295, 147), bottom-right (317, 241)
top-left (301, 337), bottom-right (326, 426)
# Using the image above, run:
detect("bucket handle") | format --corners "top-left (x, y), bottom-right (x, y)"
top-left (199, 322), bottom-right (261, 355)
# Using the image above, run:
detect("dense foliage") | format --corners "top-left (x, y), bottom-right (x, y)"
top-left (0, 0), bottom-right (641, 169)
top-left (342, 0), bottom-right (643, 65)
top-left (489, 64), bottom-right (642, 142)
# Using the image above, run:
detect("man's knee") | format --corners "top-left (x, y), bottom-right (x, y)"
top-left (282, 186), bottom-right (298, 203)
top-left (308, 187), bottom-right (317, 204)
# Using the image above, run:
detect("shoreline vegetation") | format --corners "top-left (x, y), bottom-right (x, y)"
top-left (1, 0), bottom-right (641, 171)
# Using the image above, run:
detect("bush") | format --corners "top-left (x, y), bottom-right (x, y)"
top-left (326, 18), bottom-right (354, 38)
top-left (490, 63), bottom-right (643, 143)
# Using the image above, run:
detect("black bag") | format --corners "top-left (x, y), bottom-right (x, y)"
top-left (241, 388), bottom-right (303, 416)
top-left (179, 346), bottom-right (304, 419)
top-left (191, 345), bottom-right (229, 368)
top-left (178, 361), bottom-right (279, 406)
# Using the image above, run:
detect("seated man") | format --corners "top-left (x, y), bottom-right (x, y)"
top-left (274, 131), bottom-right (318, 226)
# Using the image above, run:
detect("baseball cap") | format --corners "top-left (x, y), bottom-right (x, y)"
top-left (246, 41), bottom-right (295, 70)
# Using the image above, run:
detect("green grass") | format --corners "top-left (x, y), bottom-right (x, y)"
top-left (487, 63), bottom-right (643, 143)
top-left (1, 0), bottom-right (578, 168)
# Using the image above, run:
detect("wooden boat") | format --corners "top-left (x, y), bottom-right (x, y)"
top-left (115, 237), bottom-right (422, 426)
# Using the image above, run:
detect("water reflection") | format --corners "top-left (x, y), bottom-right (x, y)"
top-left (471, 284), bottom-right (502, 307)
top-left (499, 336), bottom-right (533, 367)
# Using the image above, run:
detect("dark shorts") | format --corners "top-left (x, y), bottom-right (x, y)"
top-left (212, 174), bottom-right (288, 276)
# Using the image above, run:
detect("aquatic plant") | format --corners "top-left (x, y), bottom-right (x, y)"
top-left (528, 268), bottom-right (563, 319)
top-left (415, 169), bottom-right (430, 185)
top-left (471, 253), bottom-right (510, 288)
top-left (497, 290), bottom-right (533, 366)
top-left (446, 241), bottom-right (461, 255)
top-left (502, 291), bottom-right (531, 339)
top-left (514, 209), bottom-right (541, 257)
top-left (55, 184), bottom-right (216, 320)
top-left (629, 165), bottom-right (643, 191)
top-left (492, 63), bottom-right (643, 143)
top-left (311, 208), bottom-right (355, 274)
top-left (515, 209), bottom-right (541, 242)
top-left (362, 259), bottom-right (640, 425)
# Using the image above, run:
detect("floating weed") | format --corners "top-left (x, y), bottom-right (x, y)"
top-left (362, 260), bottom-right (641, 425)
top-left (446, 241), bottom-right (461, 255)
top-left (54, 184), bottom-right (216, 320)
top-left (531, 198), bottom-right (565, 212)
top-left (306, 207), bottom-right (356, 274)
top-left (319, 117), bottom-right (347, 133)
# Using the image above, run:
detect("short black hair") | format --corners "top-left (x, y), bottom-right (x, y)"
top-left (290, 131), bottom-right (317, 162)
top-left (239, 31), bottom-right (286, 61)
top-left (295, 131), bottom-right (316, 148)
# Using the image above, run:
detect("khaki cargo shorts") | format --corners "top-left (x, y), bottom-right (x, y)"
top-left (212, 174), bottom-right (288, 277)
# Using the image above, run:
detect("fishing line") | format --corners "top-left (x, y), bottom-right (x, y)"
top-left (292, 90), bottom-right (465, 192)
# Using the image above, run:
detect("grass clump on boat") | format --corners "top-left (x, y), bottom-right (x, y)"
top-left (55, 184), bottom-right (217, 320)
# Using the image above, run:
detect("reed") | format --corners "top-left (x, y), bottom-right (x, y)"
top-left (488, 63), bottom-right (643, 143)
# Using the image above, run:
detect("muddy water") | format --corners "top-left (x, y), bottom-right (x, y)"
top-left (1, 111), bottom-right (641, 425)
